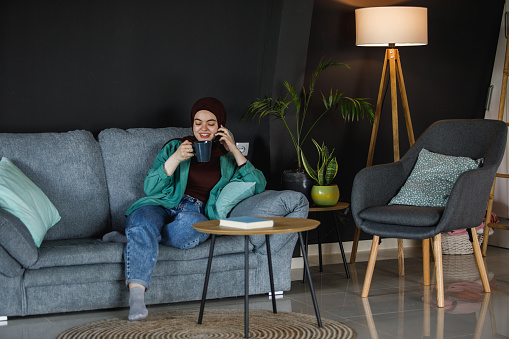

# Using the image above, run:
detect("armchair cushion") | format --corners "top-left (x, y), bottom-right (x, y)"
top-left (389, 149), bottom-right (480, 207)
top-left (359, 205), bottom-right (444, 227)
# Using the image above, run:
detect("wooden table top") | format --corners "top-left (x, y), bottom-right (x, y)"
top-left (193, 217), bottom-right (320, 235)
top-left (309, 201), bottom-right (349, 212)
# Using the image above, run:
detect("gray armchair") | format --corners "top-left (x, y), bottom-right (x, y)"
top-left (351, 119), bottom-right (507, 307)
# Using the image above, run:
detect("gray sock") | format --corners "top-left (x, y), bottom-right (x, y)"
top-left (102, 231), bottom-right (127, 243)
top-left (128, 286), bottom-right (148, 321)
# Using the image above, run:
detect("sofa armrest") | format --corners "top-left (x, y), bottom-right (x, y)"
top-left (230, 190), bottom-right (309, 219)
top-left (229, 190), bottom-right (308, 251)
top-left (0, 209), bottom-right (39, 267)
top-left (0, 245), bottom-right (24, 277)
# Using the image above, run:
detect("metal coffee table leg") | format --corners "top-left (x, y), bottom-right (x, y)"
top-left (265, 235), bottom-right (277, 314)
top-left (298, 232), bottom-right (322, 328)
top-left (244, 235), bottom-right (249, 338)
top-left (333, 211), bottom-right (350, 278)
top-left (198, 234), bottom-right (216, 324)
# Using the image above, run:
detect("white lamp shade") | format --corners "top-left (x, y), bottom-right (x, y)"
top-left (356, 7), bottom-right (428, 47)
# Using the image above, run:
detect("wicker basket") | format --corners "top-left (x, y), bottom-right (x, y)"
top-left (442, 254), bottom-right (482, 282)
top-left (441, 232), bottom-right (484, 255)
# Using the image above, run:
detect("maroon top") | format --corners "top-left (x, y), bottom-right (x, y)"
top-left (184, 156), bottom-right (221, 203)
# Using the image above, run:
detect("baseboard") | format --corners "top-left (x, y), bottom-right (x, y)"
top-left (291, 238), bottom-right (420, 269)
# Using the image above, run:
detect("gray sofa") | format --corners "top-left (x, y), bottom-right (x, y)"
top-left (0, 127), bottom-right (308, 318)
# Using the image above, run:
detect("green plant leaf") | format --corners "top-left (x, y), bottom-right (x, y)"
top-left (301, 150), bottom-right (318, 182)
top-left (241, 57), bottom-right (375, 173)
top-left (325, 157), bottom-right (338, 185)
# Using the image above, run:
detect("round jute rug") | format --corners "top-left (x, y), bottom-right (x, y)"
top-left (57, 309), bottom-right (356, 338)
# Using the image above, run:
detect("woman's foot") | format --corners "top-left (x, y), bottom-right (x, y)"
top-left (102, 231), bottom-right (127, 243)
top-left (128, 286), bottom-right (148, 321)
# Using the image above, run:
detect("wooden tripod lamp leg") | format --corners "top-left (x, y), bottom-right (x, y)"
top-left (388, 48), bottom-right (406, 277)
top-left (389, 48), bottom-right (400, 162)
top-left (366, 49), bottom-right (390, 168)
top-left (394, 49), bottom-right (415, 146)
top-left (365, 48), bottom-right (416, 277)
top-left (482, 180), bottom-right (496, 256)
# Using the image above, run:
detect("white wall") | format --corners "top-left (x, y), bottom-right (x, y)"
top-left (485, 1), bottom-right (509, 248)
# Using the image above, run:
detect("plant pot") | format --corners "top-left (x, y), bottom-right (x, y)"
top-left (281, 169), bottom-right (313, 201)
top-left (311, 184), bottom-right (340, 206)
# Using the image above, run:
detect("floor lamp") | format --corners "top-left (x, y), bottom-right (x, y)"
top-left (349, 7), bottom-right (428, 276)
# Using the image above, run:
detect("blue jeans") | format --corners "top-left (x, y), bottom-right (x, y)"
top-left (124, 195), bottom-right (210, 289)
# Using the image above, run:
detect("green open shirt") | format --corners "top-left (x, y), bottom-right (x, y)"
top-left (125, 139), bottom-right (267, 220)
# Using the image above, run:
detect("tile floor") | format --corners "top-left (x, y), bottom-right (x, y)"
top-left (1, 245), bottom-right (509, 338)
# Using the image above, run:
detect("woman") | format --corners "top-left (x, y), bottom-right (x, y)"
top-left (124, 97), bottom-right (266, 320)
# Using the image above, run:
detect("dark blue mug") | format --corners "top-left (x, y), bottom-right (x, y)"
top-left (193, 141), bottom-right (212, 162)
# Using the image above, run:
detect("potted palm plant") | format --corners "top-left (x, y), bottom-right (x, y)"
top-left (301, 139), bottom-right (339, 206)
top-left (242, 58), bottom-right (374, 197)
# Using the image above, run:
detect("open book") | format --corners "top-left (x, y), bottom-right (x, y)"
top-left (219, 216), bottom-right (274, 229)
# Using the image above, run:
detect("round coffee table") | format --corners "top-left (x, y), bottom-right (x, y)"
top-left (193, 217), bottom-right (322, 338)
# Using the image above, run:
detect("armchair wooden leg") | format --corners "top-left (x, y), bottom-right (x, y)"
top-left (470, 227), bottom-right (491, 293)
top-left (350, 227), bottom-right (361, 264)
top-left (362, 235), bottom-right (380, 298)
top-left (398, 238), bottom-right (404, 277)
top-left (423, 239), bottom-right (430, 286)
top-left (433, 234), bottom-right (444, 308)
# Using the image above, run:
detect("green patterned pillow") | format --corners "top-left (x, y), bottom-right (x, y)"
top-left (389, 149), bottom-right (481, 207)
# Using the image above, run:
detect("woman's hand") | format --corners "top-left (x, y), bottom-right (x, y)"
top-left (164, 141), bottom-right (194, 176)
top-left (173, 140), bottom-right (194, 162)
top-left (215, 125), bottom-right (235, 152)
top-left (216, 125), bottom-right (247, 167)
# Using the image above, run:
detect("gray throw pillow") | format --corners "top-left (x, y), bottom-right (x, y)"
top-left (389, 148), bottom-right (481, 207)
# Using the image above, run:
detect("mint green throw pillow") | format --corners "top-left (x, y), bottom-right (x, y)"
top-left (215, 182), bottom-right (256, 219)
top-left (389, 149), bottom-right (481, 207)
top-left (0, 158), bottom-right (61, 247)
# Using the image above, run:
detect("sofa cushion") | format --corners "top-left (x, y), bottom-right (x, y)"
top-left (0, 130), bottom-right (110, 240)
top-left (215, 182), bottom-right (256, 219)
top-left (98, 127), bottom-right (191, 232)
top-left (31, 239), bottom-right (124, 269)
top-left (0, 209), bottom-right (38, 267)
top-left (0, 157), bottom-right (61, 247)
top-left (31, 235), bottom-right (247, 270)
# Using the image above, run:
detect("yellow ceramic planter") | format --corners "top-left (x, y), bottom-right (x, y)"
top-left (311, 184), bottom-right (340, 206)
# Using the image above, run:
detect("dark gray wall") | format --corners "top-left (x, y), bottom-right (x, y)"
top-left (0, 0), bottom-right (314, 179)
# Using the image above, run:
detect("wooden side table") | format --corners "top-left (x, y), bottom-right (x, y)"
top-left (193, 217), bottom-right (321, 338)
top-left (304, 202), bottom-right (350, 281)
